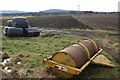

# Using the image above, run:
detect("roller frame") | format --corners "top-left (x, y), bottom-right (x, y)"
top-left (43, 48), bottom-right (103, 75)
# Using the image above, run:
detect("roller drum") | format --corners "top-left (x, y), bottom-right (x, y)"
top-left (7, 27), bottom-right (23, 37)
top-left (51, 39), bottom-right (99, 68)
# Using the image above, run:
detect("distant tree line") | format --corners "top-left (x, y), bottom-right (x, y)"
top-left (2, 11), bottom-right (119, 16)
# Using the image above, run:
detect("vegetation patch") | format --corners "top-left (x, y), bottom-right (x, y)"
top-left (2, 32), bottom-right (119, 78)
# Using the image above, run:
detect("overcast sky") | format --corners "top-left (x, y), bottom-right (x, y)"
top-left (0, 0), bottom-right (119, 12)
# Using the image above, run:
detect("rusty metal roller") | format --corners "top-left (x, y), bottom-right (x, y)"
top-left (51, 39), bottom-right (99, 68)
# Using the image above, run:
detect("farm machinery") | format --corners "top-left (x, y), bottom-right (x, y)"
top-left (43, 39), bottom-right (116, 78)
top-left (3, 17), bottom-right (40, 37)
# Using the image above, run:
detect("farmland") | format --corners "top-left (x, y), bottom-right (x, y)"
top-left (1, 13), bottom-right (120, 78)
top-left (73, 13), bottom-right (118, 30)
top-left (2, 13), bottom-right (118, 30)
top-left (2, 15), bottom-right (89, 29)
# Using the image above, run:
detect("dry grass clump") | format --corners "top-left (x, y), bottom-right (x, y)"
top-left (34, 66), bottom-right (56, 78)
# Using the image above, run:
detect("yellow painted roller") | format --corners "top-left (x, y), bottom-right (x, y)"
top-left (51, 39), bottom-right (99, 78)
top-left (43, 39), bottom-right (116, 78)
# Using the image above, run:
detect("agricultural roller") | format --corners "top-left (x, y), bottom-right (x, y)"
top-left (3, 17), bottom-right (40, 37)
top-left (43, 39), bottom-right (116, 78)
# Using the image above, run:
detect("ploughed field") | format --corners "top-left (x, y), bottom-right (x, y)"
top-left (2, 13), bottom-right (118, 30)
top-left (73, 13), bottom-right (118, 30)
top-left (28, 15), bottom-right (89, 29)
top-left (2, 15), bottom-right (89, 29)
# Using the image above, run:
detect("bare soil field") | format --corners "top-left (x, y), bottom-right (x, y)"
top-left (2, 13), bottom-right (118, 31)
top-left (2, 15), bottom-right (89, 29)
top-left (73, 13), bottom-right (118, 30)
top-left (27, 15), bottom-right (89, 29)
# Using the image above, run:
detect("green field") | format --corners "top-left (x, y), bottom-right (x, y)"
top-left (2, 31), bottom-right (119, 78)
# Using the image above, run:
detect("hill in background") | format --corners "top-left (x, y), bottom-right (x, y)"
top-left (1, 10), bottom-right (29, 14)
